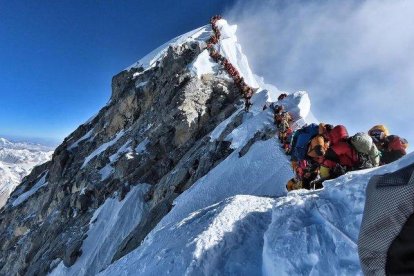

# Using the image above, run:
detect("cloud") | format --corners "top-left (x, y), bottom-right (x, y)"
top-left (225, 0), bottom-right (414, 145)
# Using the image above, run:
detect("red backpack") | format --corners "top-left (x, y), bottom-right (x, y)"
top-left (328, 125), bottom-right (349, 145)
top-left (387, 135), bottom-right (408, 154)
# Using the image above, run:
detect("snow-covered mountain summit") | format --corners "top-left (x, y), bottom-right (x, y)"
top-left (0, 18), bottom-right (411, 276)
top-left (0, 138), bottom-right (53, 209)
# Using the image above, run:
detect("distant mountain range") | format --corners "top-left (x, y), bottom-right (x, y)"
top-left (0, 137), bottom-right (53, 208)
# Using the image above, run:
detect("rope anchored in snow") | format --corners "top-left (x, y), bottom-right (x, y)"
top-left (207, 15), bottom-right (255, 112)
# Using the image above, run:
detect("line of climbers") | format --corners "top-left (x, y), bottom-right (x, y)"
top-left (207, 15), bottom-right (256, 111)
top-left (268, 97), bottom-right (409, 191)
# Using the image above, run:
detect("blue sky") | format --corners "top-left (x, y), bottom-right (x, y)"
top-left (1, 0), bottom-right (413, 147)
top-left (0, 0), bottom-right (236, 144)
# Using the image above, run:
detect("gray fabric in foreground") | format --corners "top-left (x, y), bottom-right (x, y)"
top-left (358, 163), bottom-right (414, 275)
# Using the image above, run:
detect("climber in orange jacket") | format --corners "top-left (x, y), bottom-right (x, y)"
top-left (307, 134), bottom-right (329, 164)
top-left (274, 106), bottom-right (293, 146)
top-left (312, 125), bottom-right (360, 179)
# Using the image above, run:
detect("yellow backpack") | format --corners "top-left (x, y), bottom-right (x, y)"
top-left (286, 178), bottom-right (302, 191)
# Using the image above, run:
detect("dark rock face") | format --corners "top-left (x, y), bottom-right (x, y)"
top-left (63, 237), bottom-right (83, 267)
top-left (0, 42), bottom-right (246, 275)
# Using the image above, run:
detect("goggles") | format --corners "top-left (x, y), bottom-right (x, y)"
top-left (369, 129), bottom-right (384, 142)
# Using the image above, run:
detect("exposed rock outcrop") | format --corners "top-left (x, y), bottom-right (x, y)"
top-left (0, 36), bottom-right (248, 275)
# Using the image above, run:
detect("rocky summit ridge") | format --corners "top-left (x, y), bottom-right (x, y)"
top-left (0, 19), bottom-right (272, 275)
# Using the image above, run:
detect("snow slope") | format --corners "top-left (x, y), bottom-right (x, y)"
top-left (12, 172), bottom-right (48, 207)
top-left (102, 153), bottom-right (414, 276)
top-left (262, 153), bottom-right (414, 275)
top-left (51, 185), bottom-right (150, 276)
top-left (102, 195), bottom-right (275, 275)
top-left (126, 25), bottom-right (211, 72)
top-left (0, 138), bottom-right (53, 209)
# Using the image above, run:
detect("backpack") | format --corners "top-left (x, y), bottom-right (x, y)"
top-left (330, 141), bottom-right (361, 169)
top-left (387, 135), bottom-right (408, 154)
top-left (287, 120), bottom-right (309, 154)
top-left (354, 152), bottom-right (374, 170)
top-left (291, 123), bottom-right (319, 161)
top-left (286, 178), bottom-right (302, 191)
top-left (350, 132), bottom-right (381, 167)
top-left (294, 159), bottom-right (319, 182)
top-left (307, 134), bottom-right (329, 161)
top-left (328, 125), bottom-right (349, 145)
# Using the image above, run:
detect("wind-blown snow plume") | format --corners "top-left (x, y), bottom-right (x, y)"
top-left (225, 0), bottom-right (414, 145)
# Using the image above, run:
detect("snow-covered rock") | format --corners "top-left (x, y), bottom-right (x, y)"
top-left (126, 25), bottom-right (210, 72)
top-left (50, 185), bottom-right (150, 276)
top-left (188, 19), bottom-right (259, 89)
top-left (0, 138), bottom-right (53, 208)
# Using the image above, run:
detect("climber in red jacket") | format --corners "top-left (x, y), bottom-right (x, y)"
top-left (316, 125), bottom-right (360, 179)
top-left (326, 125), bottom-right (348, 146)
top-left (380, 135), bottom-right (408, 164)
top-left (368, 125), bottom-right (409, 164)
top-left (322, 143), bottom-right (359, 174)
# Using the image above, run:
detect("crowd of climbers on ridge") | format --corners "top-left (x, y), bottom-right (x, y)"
top-left (205, 16), bottom-right (409, 190)
top-left (207, 15), bottom-right (256, 111)
top-left (268, 94), bottom-right (409, 191)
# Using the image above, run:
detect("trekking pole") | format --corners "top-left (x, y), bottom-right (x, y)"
top-left (310, 177), bottom-right (328, 190)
